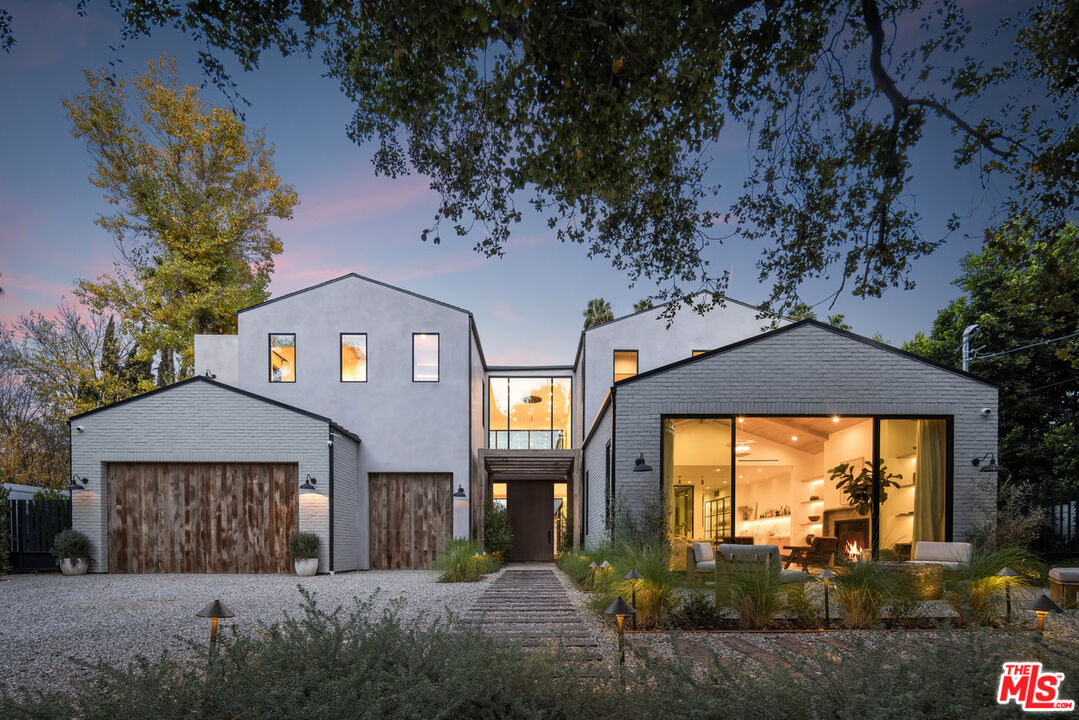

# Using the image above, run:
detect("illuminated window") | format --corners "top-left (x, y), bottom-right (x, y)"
top-left (692, 349), bottom-right (707, 357)
top-left (487, 376), bottom-right (573, 448)
top-left (492, 482), bottom-right (507, 509)
top-left (269, 334), bottom-right (295, 383)
top-left (413, 333), bottom-right (439, 382)
top-left (613, 350), bottom-right (638, 383)
top-left (340, 333), bottom-right (367, 382)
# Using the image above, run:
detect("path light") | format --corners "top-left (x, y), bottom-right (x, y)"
top-left (589, 561), bottom-right (598, 590)
top-left (817, 568), bottom-right (836, 630)
top-left (600, 560), bottom-right (612, 572)
top-left (196, 599), bottom-right (234, 647)
top-left (1024, 594), bottom-right (1062, 633)
top-left (996, 566), bottom-right (1020, 622)
top-left (624, 568), bottom-right (643, 630)
top-left (604, 596), bottom-right (637, 676)
top-left (633, 453), bottom-right (653, 472)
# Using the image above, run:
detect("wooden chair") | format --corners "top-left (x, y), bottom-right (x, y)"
top-left (782, 536), bottom-right (839, 571)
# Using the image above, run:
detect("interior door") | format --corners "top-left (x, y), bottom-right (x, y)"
top-left (506, 481), bottom-right (554, 562)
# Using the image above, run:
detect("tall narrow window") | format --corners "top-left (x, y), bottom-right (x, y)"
top-left (269, 334), bottom-right (295, 383)
top-left (340, 333), bottom-right (367, 382)
top-left (413, 333), bottom-right (439, 382)
top-left (613, 350), bottom-right (638, 383)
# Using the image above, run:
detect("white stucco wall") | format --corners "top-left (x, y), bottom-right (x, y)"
top-left (233, 275), bottom-right (472, 538)
top-left (193, 334), bottom-right (239, 386)
top-left (602, 322), bottom-right (999, 545)
top-left (579, 299), bottom-right (782, 431)
top-left (69, 379), bottom-right (339, 572)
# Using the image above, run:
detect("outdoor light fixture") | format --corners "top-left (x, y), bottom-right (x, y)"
top-left (997, 566), bottom-right (1020, 622)
top-left (604, 596), bottom-right (637, 675)
top-left (453, 485), bottom-right (466, 498)
top-left (299, 474), bottom-right (318, 492)
top-left (66, 474), bottom-right (88, 494)
top-left (600, 560), bottom-right (612, 572)
top-left (196, 599), bottom-right (234, 647)
top-left (971, 453), bottom-right (1005, 472)
top-left (589, 561), bottom-right (599, 590)
top-left (817, 568), bottom-right (836, 629)
top-left (633, 453), bottom-right (653, 472)
top-left (1024, 594), bottom-right (1062, 633)
top-left (624, 568), bottom-right (643, 630)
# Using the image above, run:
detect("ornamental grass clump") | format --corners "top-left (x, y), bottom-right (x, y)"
top-left (833, 560), bottom-right (891, 628)
top-left (730, 564), bottom-right (781, 630)
top-left (946, 546), bottom-right (1040, 626)
top-left (437, 539), bottom-right (491, 582)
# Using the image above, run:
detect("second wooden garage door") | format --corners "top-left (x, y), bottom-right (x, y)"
top-left (369, 472), bottom-right (452, 569)
top-left (107, 463), bottom-right (298, 573)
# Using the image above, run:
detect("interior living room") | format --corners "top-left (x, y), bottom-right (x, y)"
top-left (664, 415), bottom-right (949, 567)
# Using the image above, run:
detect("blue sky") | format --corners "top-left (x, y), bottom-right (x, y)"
top-left (0, 0), bottom-right (1022, 364)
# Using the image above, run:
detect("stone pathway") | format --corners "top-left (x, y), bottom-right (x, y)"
top-left (460, 567), bottom-right (609, 677)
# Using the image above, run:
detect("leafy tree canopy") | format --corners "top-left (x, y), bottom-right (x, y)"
top-left (904, 219), bottom-right (1079, 489)
top-left (63, 55), bottom-right (299, 381)
top-left (4, 0), bottom-right (1073, 316)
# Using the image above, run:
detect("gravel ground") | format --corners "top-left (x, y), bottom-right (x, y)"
top-left (0, 569), bottom-right (498, 697)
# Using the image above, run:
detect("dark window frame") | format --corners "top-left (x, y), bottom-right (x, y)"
top-left (268, 332), bottom-right (296, 383)
top-left (339, 332), bottom-right (368, 383)
top-left (656, 413), bottom-right (955, 557)
top-left (612, 349), bottom-right (638, 383)
top-left (412, 332), bottom-right (440, 382)
top-left (692, 349), bottom-right (708, 357)
top-left (485, 375), bottom-right (573, 449)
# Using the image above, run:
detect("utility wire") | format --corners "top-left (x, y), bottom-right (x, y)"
top-left (1014, 376), bottom-right (1079, 396)
top-left (973, 330), bottom-right (1079, 361)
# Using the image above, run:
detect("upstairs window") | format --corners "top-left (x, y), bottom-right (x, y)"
top-left (269, 334), bottom-right (296, 383)
top-left (413, 333), bottom-right (439, 382)
top-left (341, 333), bottom-right (368, 382)
top-left (613, 350), bottom-right (638, 383)
top-left (692, 350), bottom-right (707, 357)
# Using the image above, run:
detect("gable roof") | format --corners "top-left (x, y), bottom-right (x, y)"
top-left (613, 319), bottom-right (999, 388)
top-left (69, 376), bottom-right (362, 442)
top-left (237, 273), bottom-right (471, 316)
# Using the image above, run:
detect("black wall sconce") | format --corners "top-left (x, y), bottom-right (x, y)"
top-left (971, 453), bottom-right (1004, 472)
top-left (633, 453), bottom-right (652, 472)
top-left (299, 474), bottom-right (318, 492)
top-left (66, 474), bottom-right (88, 494)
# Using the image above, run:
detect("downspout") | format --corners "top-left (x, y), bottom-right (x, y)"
top-left (328, 428), bottom-right (335, 574)
top-left (961, 324), bottom-right (980, 372)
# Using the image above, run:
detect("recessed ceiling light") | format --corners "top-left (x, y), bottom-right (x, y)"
top-left (737, 417), bottom-right (744, 423)
top-left (757, 469), bottom-right (762, 472)
top-left (738, 474), bottom-right (744, 479)
top-left (832, 415), bottom-right (840, 423)
top-left (791, 435), bottom-right (798, 441)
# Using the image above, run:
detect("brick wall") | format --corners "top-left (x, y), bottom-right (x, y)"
top-left (582, 404), bottom-right (612, 549)
top-left (71, 379), bottom-right (338, 572)
top-left (333, 432), bottom-right (363, 571)
top-left (597, 323), bottom-right (998, 545)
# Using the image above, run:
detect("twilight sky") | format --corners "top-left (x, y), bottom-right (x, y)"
top-left (0, 0), bottom-right (1023, 364)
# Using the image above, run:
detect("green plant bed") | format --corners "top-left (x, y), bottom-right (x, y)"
top-left (437, 539), bottom-right (501, 582)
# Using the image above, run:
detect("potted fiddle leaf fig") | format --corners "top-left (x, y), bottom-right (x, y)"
top-left (829, 460), bottom-right (902, 516)
top-left (52, 529), bottom-right (92, 576)
top-left (288, 531), bottom-right (320, 576)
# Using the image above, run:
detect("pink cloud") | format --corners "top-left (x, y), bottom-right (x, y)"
top-left (285, 175), bottom-right (436, 235)
top-left (383, 254), bottom-right (491, 284)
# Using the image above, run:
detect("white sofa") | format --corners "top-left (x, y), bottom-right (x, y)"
top-left (906, 541), bottom-right (972, 570)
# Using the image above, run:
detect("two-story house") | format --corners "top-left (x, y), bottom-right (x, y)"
top-left (69, 273), bottom-right (998, 573)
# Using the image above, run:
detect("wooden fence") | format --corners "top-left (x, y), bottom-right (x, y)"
top-left (8, 498), bottom-right (71, 571)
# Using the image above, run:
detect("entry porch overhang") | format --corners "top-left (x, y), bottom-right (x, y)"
top-left (482, 448), bottom-right (578, 481)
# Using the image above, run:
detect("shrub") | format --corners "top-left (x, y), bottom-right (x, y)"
top-left (483, 501), bottom-right (513, 558)
top-left (51, 529), bottom-right (91, 561)
top-left (556, 553), bottom-right (594, 586)
top-left (287, 531), bottom-right (319, 560)
top-left (0, 484), bottom-right (10, 574)
top-left (965, 478), bottom-right (1047, 552)
top-left (785, 583), bottom-right (817, 629)
top-left (674, 591), bottom-right (720, 629)
top-left (437, 539), bottom-right (493, 582)
top-left (730, 564), bottom-right (781, 629)
top-left (945, 546), bottom-right (1039, 626)
top-left (833, 560), bottom-right (891, 628)
top-left (611, 493), bottom-right (667, 549)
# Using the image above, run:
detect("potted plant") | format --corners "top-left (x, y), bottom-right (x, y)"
top-left (288, 531), bottom-right (320, 576)
top-left (52, 529), bottom-right (91, 575)
top-left (829, 460), bottom-right (902, 515)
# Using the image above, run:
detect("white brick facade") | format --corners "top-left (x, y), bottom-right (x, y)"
top-left (584, 322), bottom-right (998, 547)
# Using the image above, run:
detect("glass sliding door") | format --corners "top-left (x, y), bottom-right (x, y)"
top-left (662, 418), bottom-right (733, 560)
top-left (878, 418), bottom-right (947, 560)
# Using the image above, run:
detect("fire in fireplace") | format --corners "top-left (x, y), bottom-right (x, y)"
top-left (833, 518), bottom-right (869, 560)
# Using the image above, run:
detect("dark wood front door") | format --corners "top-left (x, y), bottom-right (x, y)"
top-left (507, 481), bottom-right (554, 562)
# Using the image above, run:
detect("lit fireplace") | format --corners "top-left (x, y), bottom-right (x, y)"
top-left (845, 540), bottom-right (862, 563)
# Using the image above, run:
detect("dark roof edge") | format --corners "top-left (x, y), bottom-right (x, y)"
top-left (469, 314), bottom-right (489, 370)
top-left (615, 319), bottom-right (1000, 389)
top-left (582, 391), bottom-right (613, 449)
top-left (69, 376), bottom-right (363, 441)
top-left (237, 273), bottom-right (471, 316)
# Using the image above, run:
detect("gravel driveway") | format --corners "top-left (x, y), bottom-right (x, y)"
top-left (0, 569), bottom-right (498, 697)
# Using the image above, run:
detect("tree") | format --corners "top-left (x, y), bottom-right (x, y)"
top-left (904, 219), bottom-right (1079, 490)
top-left (10, 1), bottom-right (1074, 317)
top-left (63, 56), bottom-right (299, 382)
top-left (633, 299), bottom-right (653, 313)
top-left (583, 298), bottom-right (614, 329)
top-left (788, 303), bottom-right (817, 321)
top-left (827, 314), bottom-right (853, 331)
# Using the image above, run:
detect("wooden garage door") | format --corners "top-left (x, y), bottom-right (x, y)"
top-left (107, 463), bottom-right (298, 573)
top-left (369, 472), bottom-right (452, 569)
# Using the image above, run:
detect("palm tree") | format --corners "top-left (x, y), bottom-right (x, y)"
top-left (788, 302), bottom-right (817, 321)
top-left (582, 298), bottom-right (614, 329)
top-left (827, 313), bottom-right (852, 330)
top-left (633, 299), bottom-right (654, 312)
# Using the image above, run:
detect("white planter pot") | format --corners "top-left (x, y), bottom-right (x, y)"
top-left (60, 558), bottom-right (88, 576)
top-left (294, 558), bottom-right (318, 577)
